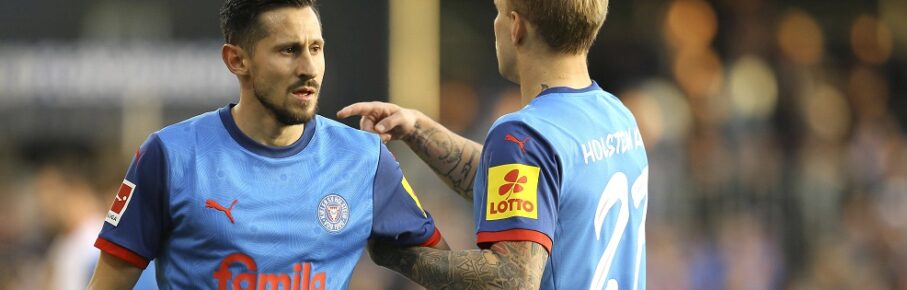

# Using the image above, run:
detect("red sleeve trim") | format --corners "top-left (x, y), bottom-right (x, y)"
top-left (418, 227), bottom-right (442, 247)
top-left (477, 229), bottom-right (552, 254)
top-left (94, 237), bottom-right (150, 269)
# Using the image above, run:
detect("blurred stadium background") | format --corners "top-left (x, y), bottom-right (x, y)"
top-left (1, 0), bottom-right (906, 289)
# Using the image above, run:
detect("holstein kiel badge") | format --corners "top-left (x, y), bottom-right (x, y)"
top-left (318, 194), bottom-right (349, 233)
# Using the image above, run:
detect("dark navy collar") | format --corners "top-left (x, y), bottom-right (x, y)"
top-left (536, 81), bottom-right (601, 98)
top-left (218, 104), bottom-right (316, 158)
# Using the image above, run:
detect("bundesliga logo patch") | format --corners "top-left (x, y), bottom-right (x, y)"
top-left (486, 164), bottom-right (540, 220)
top-left (317, 194), bottom-right (349, 233)
top-left (106, 179), bottom-right (136, 227)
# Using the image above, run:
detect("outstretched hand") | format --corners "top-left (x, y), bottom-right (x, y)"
top-left (337, 102), bottom-right (421, 143)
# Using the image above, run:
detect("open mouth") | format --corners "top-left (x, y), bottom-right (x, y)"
top-left (291, 87), bottom-right (317, 100)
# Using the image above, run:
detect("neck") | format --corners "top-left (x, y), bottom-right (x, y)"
top-left (232, 89), bottom-right (305, 147)
top-left (516, 51), bottom-right (592, 104)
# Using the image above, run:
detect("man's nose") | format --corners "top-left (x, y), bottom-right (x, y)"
top-left (296, 52), bottom-right (318, 79)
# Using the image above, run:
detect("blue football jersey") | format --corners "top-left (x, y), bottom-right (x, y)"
top-left (96, 105), bottom-right (441, 290)
top-left (473, 82), bottom-right (649, 290)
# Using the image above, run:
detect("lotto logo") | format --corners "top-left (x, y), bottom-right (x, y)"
top-left (486, 164), bottom-right (539, 220)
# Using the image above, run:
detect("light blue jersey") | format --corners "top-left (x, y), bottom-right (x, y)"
top-left (473, 82), bottom-right (648, 290)
top-left (97, 105), bottom-right (441, 289)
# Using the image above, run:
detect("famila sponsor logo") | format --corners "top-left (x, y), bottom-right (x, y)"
top-left (213, 253), bottom-right (327, 290)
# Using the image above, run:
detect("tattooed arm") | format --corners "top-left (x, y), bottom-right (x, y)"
top-left (369, 240), bottom-right (548, 290)
top-left (338, 102), bottom-right (482, 201)
top-left (401, 113), bottom-right (482, 200)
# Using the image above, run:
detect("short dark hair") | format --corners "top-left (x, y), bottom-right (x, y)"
top-left (220, 0), bottom-right (318, 52)
top-left (507, 0), bottom-right (608, 54)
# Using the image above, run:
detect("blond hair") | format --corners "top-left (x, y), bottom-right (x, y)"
top-left (508, 0), bottom-right (608, 54)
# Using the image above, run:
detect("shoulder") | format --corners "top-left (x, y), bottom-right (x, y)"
top-left (491, 110), bottom-right (530, 128)
top-left (489, 104), bottom-right (553, 134)
top-left (140, 108), bottom-right (223, 166)
top-left (313, 115), bottom-right (381, 147)
top-left (486, 114), bottom-right (552, 151)
top-left (154, 109), bottom-right (222, 146)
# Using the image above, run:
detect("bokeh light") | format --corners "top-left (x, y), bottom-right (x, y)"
top-left (850, 15), bottom-right (893, 65)
top-left (673, 48), bottom-right (724, 99)
top-left (664, 0), bottom-right (718, 51)
top-left (729, 55), bottom-right (779, 120)
top-left (777, 9), bottom-right (824, 65)
top-left (848, 66), bottom-right (890, 121)
top-left (623, 80), bottom-right (691, 147)
top-left (439, 81), bottom-right (478, 134)
top-left (804, 85), bottom-right (851, 142)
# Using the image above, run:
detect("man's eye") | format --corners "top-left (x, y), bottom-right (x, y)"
top-left (282, 47), bottom-right (297, 54)
top-left (310, 46), bottom-right (322, 54)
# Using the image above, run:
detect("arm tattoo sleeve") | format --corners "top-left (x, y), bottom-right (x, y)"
top-left (403, 119), bottom-right (482, 201)
top-left (369, 241), bottom-right (548, 290)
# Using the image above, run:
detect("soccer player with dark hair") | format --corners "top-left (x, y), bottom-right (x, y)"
top-left (339, 0), bottom-right (649, 289)
top-left (87, 1), bottom-right (445, 289)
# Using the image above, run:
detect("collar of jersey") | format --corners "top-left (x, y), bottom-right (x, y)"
top-left (535, 81), bottom-right (601, 99)
top-left (218, 104), bottom-right (316, 158)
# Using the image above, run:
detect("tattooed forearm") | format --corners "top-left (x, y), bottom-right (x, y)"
top-left (369, 241), bottom-right (548, 290)
top-left (403, 118), bottom-right (482, 201)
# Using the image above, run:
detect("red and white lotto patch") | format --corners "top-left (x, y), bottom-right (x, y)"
top-left (106, 179), bottom-right (136, 226)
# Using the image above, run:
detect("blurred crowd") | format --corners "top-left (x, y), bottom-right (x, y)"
top-left (1, 0), bottom-right (905, 289)
top-left (631, 1), bottom-right (906, 289)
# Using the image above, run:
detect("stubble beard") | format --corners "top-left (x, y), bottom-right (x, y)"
top-left (252, 81), bottom-right (318, 126)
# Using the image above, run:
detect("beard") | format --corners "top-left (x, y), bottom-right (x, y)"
top-left (252, 78), bottom-right (320, 125)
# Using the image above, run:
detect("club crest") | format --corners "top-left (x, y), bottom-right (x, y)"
top-left (318, 194), bottom-right (349, 233)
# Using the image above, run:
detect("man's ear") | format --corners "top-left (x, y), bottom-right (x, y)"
top-left (222, 44), bottom-right (250, 76)
top-left (509, 10), bottom-right (525, 48)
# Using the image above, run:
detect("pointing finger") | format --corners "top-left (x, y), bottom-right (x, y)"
top-left (337, 102), bottom-right (371, 119)
top-left (337, 102), bottom-right (392, 119)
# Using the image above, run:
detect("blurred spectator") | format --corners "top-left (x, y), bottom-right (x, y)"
top-left (17, 141), bottom-right (157, 290)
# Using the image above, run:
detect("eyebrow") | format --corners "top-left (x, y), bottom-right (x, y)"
top-left (273, 38), bottom-right (324, 46)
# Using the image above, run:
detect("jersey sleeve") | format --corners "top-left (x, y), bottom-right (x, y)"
top-left (370, 144), bottom-right (442, 247)
top-left (95, 134), bottom-right (171, 269)
top-left (475, 121), bottom-right (560, 253)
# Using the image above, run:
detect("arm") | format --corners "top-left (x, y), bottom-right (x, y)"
top-left (338, 102), bottom-right (482, 201)
top-left (403, 111), bottom-right (482, 201)
top-left (92, 134), bottom-right (168, 289)
top-left (87, 253), bottom-right (143, 290)
top-left (369, 240), bottom-right (548, 290)
top-left (371, 121), bottom-right (557, 289)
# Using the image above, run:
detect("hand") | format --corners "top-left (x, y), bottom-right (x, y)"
top-left (337, 102), bottom-right (421, 143)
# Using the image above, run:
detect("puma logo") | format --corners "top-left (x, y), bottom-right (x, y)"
top-left (206, 199), bottom-right (238, 224)
top-left (504, 134), bottom-right (530, 153)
